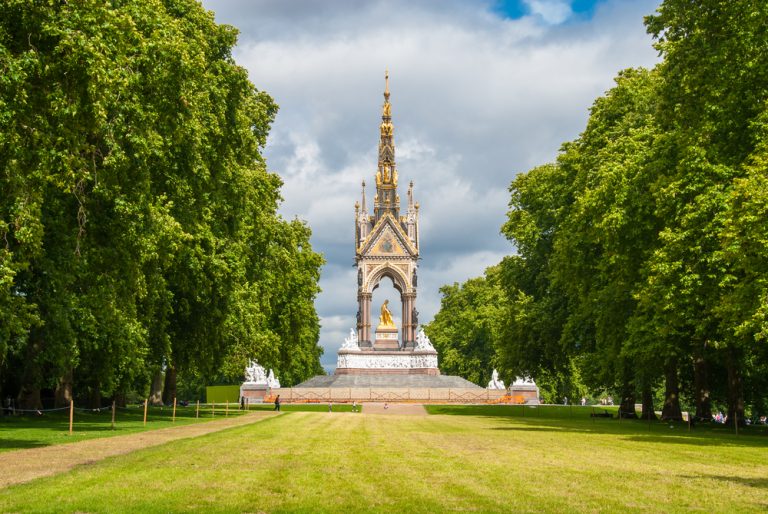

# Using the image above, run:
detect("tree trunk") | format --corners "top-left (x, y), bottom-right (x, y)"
top-left (640, 385), bottom-right (657, 420)
top-left (54, 369), bottom-right (74, 408)
top-left (618, 381), bottom-right (637, 419)
top-left (162, 365), bottom-right (177, 405)
top-left (661, 360), bottom-right (683, 421)
top-left (88, 384), bottom-right (102, 409)
top-left (693, 342), bottom-right (711, 420)
top-left (17, 384), bottom-right (42, 411)
top-left (17, 339), bottom-right (43, 410)
top-left (725, 346), bottom-right (745, 427)
top-left (149, 368), bottom-right (165, 406)
top-left (114, 391), bottom-right (127, 408)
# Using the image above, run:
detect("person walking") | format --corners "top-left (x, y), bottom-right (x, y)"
top-left (274, 395), bottom-right (281, 412)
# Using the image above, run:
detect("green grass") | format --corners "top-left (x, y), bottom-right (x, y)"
top-left (247, 403), bottom-right (362, 413)
top-left (0, 404), bottom-right (247, 452)
top-left (1, 406), bottom-right (767, 512)
top-left (0, 403), bottom-right (361, 453)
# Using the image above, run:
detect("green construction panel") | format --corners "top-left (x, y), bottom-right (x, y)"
top-left (206, 385), bottom-right (241, 403)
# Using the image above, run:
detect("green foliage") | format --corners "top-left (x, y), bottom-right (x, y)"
top-left (430, 0), bottom-right (768, 418)
top-left (424, 266), bottom-right (506, 386)
top-left (0, 0), bottom-right (323, 406)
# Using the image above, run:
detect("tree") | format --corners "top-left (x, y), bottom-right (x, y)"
top-left (425, 266), bottom-right (506, 386)
top-left (0, 0), bottom-right (324, 407)
top-left (644, 0), bottom-right (768, 423)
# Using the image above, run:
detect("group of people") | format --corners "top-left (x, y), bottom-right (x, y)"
top-left (561, 396), bottom-right (612, 406)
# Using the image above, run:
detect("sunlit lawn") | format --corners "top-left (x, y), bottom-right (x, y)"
top-left (0, 403), bottom-right (359, 453)
top-left (0, 404), bottom-right (250, 452)
top-left (1, 405), bottom-right (767, 512)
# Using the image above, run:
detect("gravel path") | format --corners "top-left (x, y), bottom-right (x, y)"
top-left (0, 411), bottom-right (278, 489)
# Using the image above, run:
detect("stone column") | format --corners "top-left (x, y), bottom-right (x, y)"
top-left (402, 292), bottom-right (416, 348)
top-left (358, 292), bottom-right (373, 347)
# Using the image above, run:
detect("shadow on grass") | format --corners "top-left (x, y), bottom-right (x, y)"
top-left (687, 475), bottom-right (768, 490)
top-left (0, 439), bottom-right (50, 450)
top-left (426, 405), bottom-right (768, 448)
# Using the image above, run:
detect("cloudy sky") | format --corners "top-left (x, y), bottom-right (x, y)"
top-left (200, 0), bottom-right (661, 371)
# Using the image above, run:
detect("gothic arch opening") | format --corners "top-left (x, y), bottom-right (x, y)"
top-left (370, 276), bottom-right (401, 331)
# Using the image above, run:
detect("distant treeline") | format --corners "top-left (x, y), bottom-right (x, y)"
top-left (426, 0), bottom-right (768, 423)
top-left (0, 0), bottom-right (324, 408)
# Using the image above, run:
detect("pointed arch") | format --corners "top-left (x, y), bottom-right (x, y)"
top-left (365, 262), bottom-right (409, 295)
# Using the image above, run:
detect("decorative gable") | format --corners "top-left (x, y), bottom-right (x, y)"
top-left (359, 214), bottom-right (417, 258)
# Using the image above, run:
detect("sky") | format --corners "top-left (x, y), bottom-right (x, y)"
top-left (200, 0), bottom-right (662, 372)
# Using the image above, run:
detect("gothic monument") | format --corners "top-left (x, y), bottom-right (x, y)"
top-left (335, 72), bottom-right (440, 375)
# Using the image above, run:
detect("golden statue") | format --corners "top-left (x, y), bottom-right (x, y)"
top-left (383, 164), bottom-right (390, 182)
top-left (378, 300), bottom-right (396, 328)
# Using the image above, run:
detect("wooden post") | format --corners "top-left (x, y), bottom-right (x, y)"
top-left (225, 401), bottom-right (229, 417)
top-left (111, 400), bottom-right (116, 430)
top-left (143, 399), bottom-right (148, 426)
top-left (69, 399), bottom-right (74, 435)
top-left (196, 399), bottom-right (200, 418)
top-left (212, 401), bottom-right (215, 418)
top-left (172, 397), bottom-right (177, 423)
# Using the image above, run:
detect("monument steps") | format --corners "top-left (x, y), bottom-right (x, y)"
top-left (294, 373), bottom-right (480, 389)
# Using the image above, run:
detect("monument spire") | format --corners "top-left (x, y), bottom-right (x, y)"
top-left (361, 180), bottom-right (367, 214)
top-left (375, 70), bottom-right (399, 222)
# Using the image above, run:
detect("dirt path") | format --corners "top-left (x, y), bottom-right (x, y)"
top-left (0, 411), bottom-right (278, 489)
top-left (362, 403), bottom-right (427, 416)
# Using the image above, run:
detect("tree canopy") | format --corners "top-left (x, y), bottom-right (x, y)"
top-left (427, 0), bottom-right (768, 422)
top-left (0, 0), bottom-right (324, 408)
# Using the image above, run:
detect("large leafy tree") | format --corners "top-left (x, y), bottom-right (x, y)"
top-left (425, 266), bottom-right (506, 386)
top-left (0, 0), bottom-right (324, 407)
top-left (433, 0), bottom-right (768, 421)
top-left (642, 0), bottom-right (768, 423)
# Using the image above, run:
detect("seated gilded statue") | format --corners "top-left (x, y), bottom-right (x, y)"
top-left (378, 299), bottom-right (396, 329)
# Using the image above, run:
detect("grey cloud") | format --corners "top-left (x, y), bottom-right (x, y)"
top-left (201, 0), bottom-right (661, 370)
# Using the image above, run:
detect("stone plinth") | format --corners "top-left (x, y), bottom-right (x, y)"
top-left (374, 326), bottom-right (399, 350)
top-left (240, 383), bottom-right (269, 403)
top-left (336, 349), bottom-right (439, 375)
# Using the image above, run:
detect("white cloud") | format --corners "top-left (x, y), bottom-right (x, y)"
top-left (524, 0), bottom-right (573, 25)
top-left (202, 0), bottom-right (662, 371)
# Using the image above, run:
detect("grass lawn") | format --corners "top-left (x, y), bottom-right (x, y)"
top-left (1, 405), bottom-right (767, 512)
top-left (0, 403), bottom-right (360, 453)
top-left (0, 404), bottom-right (250, 452)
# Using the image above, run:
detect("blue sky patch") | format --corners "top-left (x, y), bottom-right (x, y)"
top-left (492, 0), bottom-right (606, 22)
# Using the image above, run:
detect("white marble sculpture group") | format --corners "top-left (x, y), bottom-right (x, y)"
top-left (487, 369), bottom-right (506, 390)
top-left (337, 327), bottom-right (438, 371)
top-left (244, 360), bottom-right (280, 389)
